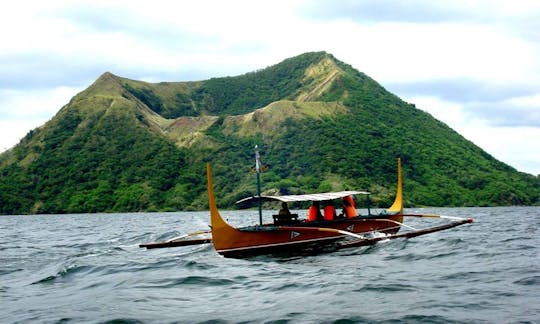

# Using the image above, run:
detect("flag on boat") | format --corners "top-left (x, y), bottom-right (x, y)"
top-left (255, 146), bottom-right (261, 173)
top-left (252, 145), bottom-right (268, 173)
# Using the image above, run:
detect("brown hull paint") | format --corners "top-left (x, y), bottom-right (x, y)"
top-left (207, 163), bottom-right (405, 258)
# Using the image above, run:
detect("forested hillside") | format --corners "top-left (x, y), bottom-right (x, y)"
top-left (1, 52), bottom-right (539, 214)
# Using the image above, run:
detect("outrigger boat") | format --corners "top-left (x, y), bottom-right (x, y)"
top-left (141, 158), bottom-right (473, 258)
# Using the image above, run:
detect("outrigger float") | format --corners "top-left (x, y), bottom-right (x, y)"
top-left (140, 157), bottom-right (473, 258)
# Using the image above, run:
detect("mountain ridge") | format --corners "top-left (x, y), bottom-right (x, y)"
top-left (1, 51), bottom-right (539, 214)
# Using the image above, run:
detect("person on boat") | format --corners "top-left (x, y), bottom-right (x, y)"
top-left (323, 200), bottom-right (336, 221)
top-left (341, 195), bottom-right (358, 218)
top-left (307, 201), bottom-right (323, 221)
top-left (278, 202), bottom-right (291, 216)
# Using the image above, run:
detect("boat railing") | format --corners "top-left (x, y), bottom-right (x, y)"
top-left (272, 213), bottom-right (300, 225)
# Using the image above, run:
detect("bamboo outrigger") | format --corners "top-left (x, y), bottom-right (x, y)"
top-left (140, 158), bottom-right (473, 258)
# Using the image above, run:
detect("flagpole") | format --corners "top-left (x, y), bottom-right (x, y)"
top-left (255, 145), bottom-right (263, 225)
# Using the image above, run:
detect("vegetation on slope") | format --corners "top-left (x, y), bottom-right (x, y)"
top-left (122, 52), bottom-right (330, 118)
top-left (1, 51), bottom-right (539, 215)
top-left (0, 76), bottom-right (202, 214)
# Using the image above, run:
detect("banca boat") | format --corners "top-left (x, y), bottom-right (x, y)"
top-left (141, 159), bottom-right (473, 258)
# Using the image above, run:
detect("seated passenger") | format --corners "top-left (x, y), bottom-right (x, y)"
top-left (341, 195), bottom-right (358, 218)
top-left (278, 202), bottom-right (291, 216)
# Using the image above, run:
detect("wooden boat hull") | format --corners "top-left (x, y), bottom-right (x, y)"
top-left (207, 163), bottom-right (404, 258)
top-left (215, 217), bottom-right (403, 257)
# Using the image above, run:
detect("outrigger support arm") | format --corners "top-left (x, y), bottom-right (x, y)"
top-left (371, 218), bottom-right (418, 231)
top-left (402, 214), bottom-right (474, 222)
top-left (339, 217), bottom-right (473, 249)
top-left (164, 230), bottom-right (211, 243)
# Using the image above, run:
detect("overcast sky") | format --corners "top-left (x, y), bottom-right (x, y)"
top-left (1, 0), bottom-right (539, 175)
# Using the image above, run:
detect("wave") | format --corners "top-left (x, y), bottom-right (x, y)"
top-left (388, 314), bottom-right (459, 323)
top-left (513, 275), bottom-right (540, 286)
top-left (100, 319), bottom-right (145, 324)
top-left (357, 282), bottom-right (417, 293)
top-left (31, 264), bottom-right (94, 285)
top-left (136, 276), bottom-right (236, 289)
top-left (2, 208), bottom-right (538, 324)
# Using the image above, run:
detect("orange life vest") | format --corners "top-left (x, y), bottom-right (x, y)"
top-left (323, 205), bottom-right (336, 221)
top-left (343, 195), bottom-right (358, 218)
top-left (307, 205), bottom-right (319, 221)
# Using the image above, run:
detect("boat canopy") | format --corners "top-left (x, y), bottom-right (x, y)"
top-left (235, 190), bottom-right (370, 204)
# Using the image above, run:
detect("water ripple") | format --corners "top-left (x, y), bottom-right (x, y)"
top-left (513, 275), bottom-right (540, 286)
top-left (1, 208), bottom-right (538, 324)
top-left (31, 264), bottom-right (94, 285)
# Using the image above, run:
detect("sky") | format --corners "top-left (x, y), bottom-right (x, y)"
top-left (1, 0), bottom-right (539, 175)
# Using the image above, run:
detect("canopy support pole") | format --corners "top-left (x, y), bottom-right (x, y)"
top-left (367, 194), bottom-right (371, 216)
top-left (257, 169), bottom-right (262, 225)
top-left (255, 145), bottom-right (263, 225)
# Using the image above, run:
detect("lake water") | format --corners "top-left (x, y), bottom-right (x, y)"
top-left (1, 207), bottom-right (538, 323)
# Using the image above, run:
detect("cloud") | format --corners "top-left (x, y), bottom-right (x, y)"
top-left (297, 0), bottom-right (540, 89)
top-left (386, 79), bottom-right (540, 127)
top-left (353, 22), bottom-right (536, 84)
top-left (408, 95), bottom-right (540, 175)
top-left (299, 0), bottom-right (469, 23)
top-left (51, 3), bottom-right (220, 51)
top-left (386, 79), bottom-right (537, 103)
top-left (0, 87), bottom-right (79, 120)
top-left (0, 53), bottom-right (104, 90)
top-left (0, 0), bottom-right (539, 174)
top-left (299, 0), bottom-right (540, 39)
top-left (0, 120), bottom-right (48, 152)
top-left (459, 125), bottom-right (540, 176)
top-left (0, 86), bottom-right (80, 151)
top-left (466, 94), bottom-right (540, 127)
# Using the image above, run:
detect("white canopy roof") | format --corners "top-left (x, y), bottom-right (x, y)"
top-left (236, 190), bottom-right (370, 204)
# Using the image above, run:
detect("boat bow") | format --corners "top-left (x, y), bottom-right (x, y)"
top-left (207, 164), bottom-right (244, 252)
top-left (388, 158), bottom-right (404, 215)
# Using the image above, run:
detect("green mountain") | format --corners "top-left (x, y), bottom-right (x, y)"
top-left (1, 52), bottom-right (539, 214)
